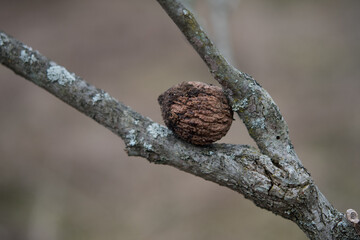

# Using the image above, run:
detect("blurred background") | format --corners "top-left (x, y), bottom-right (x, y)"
top-left (1, 0), bottom-right (360, 239)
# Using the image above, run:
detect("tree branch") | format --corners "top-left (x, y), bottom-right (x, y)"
top-left (154, 1), bottom-right (360, 238)
top-left (0, 3), bottom-right (358, 238)
top-left (156, 0), bottom-right (291, 163)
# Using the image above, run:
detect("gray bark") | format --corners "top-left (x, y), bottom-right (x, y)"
top-left (0, 1), bottom-right (358, 238)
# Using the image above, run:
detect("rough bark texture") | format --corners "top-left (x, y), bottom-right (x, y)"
top-left (0, 2), bottom-right (358, 239)
top-left (158, 81), bottom-right (233, 145)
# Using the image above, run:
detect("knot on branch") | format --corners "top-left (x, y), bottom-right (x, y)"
top-left (347, 209), bottom-right (360, 235)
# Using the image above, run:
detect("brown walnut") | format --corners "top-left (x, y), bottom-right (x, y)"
top-left (158, 81), bottom-right (233, 145)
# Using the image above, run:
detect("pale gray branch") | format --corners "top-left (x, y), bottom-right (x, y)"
top-left (154, 0), bottom-right (356, 239)
top-left (0, 30), bottom-right (279, 208)
top-left (0, 3), bottom-right (358, 238)
top-left (156, 0), bottom-right (291, 162)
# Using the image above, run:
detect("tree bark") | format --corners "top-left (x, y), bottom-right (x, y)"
top-left (0, 1), bottom-right (358, 239)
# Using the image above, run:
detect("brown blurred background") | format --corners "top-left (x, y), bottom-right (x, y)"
top-left (1, 0), bottom-right (360, 239)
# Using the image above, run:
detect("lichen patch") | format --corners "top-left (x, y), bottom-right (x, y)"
top-left (92, 93), bottom-right (102, 104)
top-left (20, 50), bottom-right (37, 64)
top-left (126, 129), bottom-right (137, 147)
top-left (146, 122), bottom-right (170, 139)
top-left (47, 65), bottom-right (75, 85)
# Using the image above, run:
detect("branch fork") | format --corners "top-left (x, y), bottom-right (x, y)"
top-left (0, 1), bottom-right (359, 239)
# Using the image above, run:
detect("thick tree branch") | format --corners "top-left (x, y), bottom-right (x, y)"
top-left (0, 30), bottom-right (282, 206)
top-left (0, 4), bottom-right (358, 238)
top-left (154, 1), bottom-right (360, 239)
top-left (156, 0), bottom-right (292, 165)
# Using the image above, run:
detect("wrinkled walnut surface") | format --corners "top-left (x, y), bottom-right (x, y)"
top-left (158, 81), bottom-right (233, 145)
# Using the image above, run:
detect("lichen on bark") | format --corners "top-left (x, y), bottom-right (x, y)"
top-left (1, 1), bottom-right (359, 238)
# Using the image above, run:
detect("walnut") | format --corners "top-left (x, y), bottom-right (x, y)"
top-left (158, 81), bottom-right (233, 145)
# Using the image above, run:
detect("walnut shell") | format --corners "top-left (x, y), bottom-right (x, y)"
top-left (158, 81), bottom-right (233, 145)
